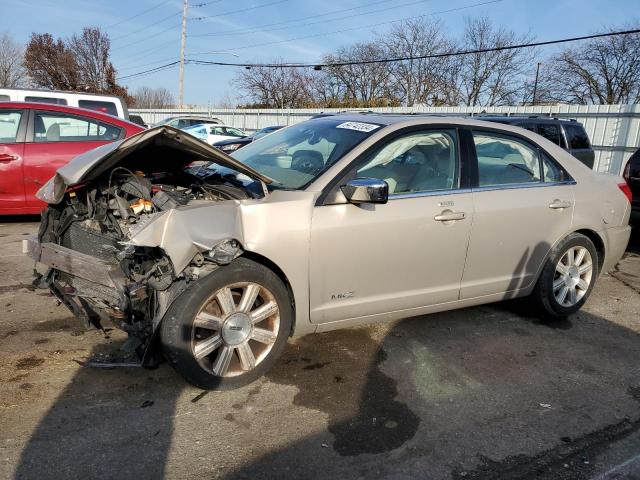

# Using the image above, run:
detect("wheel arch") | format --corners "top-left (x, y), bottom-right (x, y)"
top-left (240, 251), bottom-right (297, 336)
top-left (573, 228), bottom-right (606, 272)
top-left (528, 227), bottom-right (606, 293)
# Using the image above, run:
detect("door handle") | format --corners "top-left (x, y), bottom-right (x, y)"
top-left (548, 199), bottom-right (572, 209)
top-left (434, 211), bottom-right (466, 222)
top-left (0, 153), bottom-right (19, 162)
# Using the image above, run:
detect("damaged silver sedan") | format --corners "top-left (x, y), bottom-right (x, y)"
top-left (26, 116), bottom-right (631, 389)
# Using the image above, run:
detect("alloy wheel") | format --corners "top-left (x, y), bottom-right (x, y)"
top-left (553, 246), bottom-right (593, 307)
top-left (191, 282), bottom-right (280, 377)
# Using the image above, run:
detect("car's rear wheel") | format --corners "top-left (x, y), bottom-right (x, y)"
top-left (531, 233), bottom-right (599, 317)
top-left (160, 258), bottom-right (292, 390)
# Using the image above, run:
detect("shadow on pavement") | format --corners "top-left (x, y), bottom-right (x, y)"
top-left (225, 306), bottom-right (640, 480)
top-left (13, 339), bottom-right (184, 480)
top-left (10, 238), bottom-right (640, 480)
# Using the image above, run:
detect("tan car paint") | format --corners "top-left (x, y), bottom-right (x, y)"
top-left (309, 191), bottom-right (473, 323)
top-left (460, 184), bottom-right (575, 299)
top-left (41, 116), bottom-right (631, 337)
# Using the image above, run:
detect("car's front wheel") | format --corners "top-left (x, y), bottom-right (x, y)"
top-left (161, 258), bottom-right (292, 390)
top-left (531, 232), bottom-right (599, 317)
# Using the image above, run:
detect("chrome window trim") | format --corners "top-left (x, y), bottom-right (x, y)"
top-left (471, 180), bottom-right (576, 193)
top-left (386, 180), bottom-right (575, 200)
top-left (389, 188), bottom-right (472, 200)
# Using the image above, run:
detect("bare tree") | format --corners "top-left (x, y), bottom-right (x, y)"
top-left (0, 32), bottom-right (27, 88)
top-left (69, 27), bottom-right (112, 91)
top-left (379, 19), bottom-right (457, 106)
top-left (458, 17), bottom-right (535, 106)
top-left (24, 33), bottom-right (79, 90)
top-left (307, 68), bottom-right (347, 107)
top-left (235, 62), bottom-right (312, 108)
top-left (542, 27), bottom-right (640, 104)
top-left (133, 86), bottom-right (175, 108)
top-left (23, 29), bottom-right (132, 104)
top-left (323, 42), bottom-right (395, 105)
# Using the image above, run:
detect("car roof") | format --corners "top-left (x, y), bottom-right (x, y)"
top-left (474, 115), bottom-right (578, 124)
top-left (303, 113), bottom-right (582, 139)
top-left (0, 87), bottom-right (124, 100)
top-left (305, 112), bottom-right (583, 130)
top-left (0, 101), bottom-right (141, 128)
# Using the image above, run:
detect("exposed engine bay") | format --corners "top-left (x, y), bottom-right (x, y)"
top-left (29, 127), bottom-right (271, 364)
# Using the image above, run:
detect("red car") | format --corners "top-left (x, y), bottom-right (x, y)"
top-left (0, 102), bottom-right (143, 215)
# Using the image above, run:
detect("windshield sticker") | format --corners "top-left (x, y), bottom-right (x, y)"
top-left (336, 121), bottom-right (381, 133)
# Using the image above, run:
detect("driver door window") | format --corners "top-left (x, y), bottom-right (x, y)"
top-left (356, 130), bottom-right (458, 195)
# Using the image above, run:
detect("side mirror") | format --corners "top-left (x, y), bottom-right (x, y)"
top-left (340, 178), bottom-right (389, 205)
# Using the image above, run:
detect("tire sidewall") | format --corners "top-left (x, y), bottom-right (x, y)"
top-left (160, 257), bottom-right (292, 390)
top-left (536, 233), bottom-right (599, 316)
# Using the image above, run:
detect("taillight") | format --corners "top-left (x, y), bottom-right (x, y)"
top-left (618, 182), bottom-right (632, 203)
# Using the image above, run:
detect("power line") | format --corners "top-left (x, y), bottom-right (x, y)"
top-left (106, 0), bottom-right (173, 29)
top-left (192, 0), bottom-right (289, 20)
top-left (120, 27), bottom-right (640, 81)
top-left (190, 0), bottom-right (224, 6)
top-left (191, 28), bottom-right (640, 68)
top-left (189, 0), bottom-right (391, 37)
top-left (115, 39), bottom-right (177, 68)
top-left (191, 0), bottom-right (437, 39)
top-left (117, 61), bottom-right (181, 80)
top-left (117, 53), bottom-right (179, 72)
top-left (111, 11), bottom-right (182, 43)
top-left (211, 0), bottom-right (503, 52)
top-left (111, 22), bottom-right (182, 51)
top-left (112, 0), bottom-right (284, 58)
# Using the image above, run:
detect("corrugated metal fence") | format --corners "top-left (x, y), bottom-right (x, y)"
top-left (130, 104), bottom-right (640, 176)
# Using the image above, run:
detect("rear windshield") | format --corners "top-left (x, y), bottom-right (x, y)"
top-left (25, 96), bottom-right (67, 105)
top-left (78, 100), bottom-right (118, 116)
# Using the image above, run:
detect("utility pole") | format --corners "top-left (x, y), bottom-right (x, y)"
top-left (532, 62), bottom-right (541, 106)
top-left (178, 0), bottom-right (188, 108)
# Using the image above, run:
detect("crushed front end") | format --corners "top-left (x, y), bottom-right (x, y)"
top-left (25, 126), bottom-right (270, 365)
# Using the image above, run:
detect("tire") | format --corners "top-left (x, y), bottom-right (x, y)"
top-left (160, 257), bottom-right (293, 390)
top-left (531, 233), bottom-right (599, 317)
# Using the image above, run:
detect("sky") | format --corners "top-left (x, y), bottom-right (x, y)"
top-left (3, 0), bottom-right (640, 106)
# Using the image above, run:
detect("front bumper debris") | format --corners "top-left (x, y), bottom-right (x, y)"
top-left (24, 236), bottom-right (126, 289)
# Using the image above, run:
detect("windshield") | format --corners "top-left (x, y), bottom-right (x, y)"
top-left (220, 119), bottom-right (382, 189)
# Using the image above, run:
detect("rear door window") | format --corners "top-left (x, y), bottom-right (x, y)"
top-left (78, 100), bottom-right (118, 116)
top-left (0, 110), bottom-right (23, 143)
top-left (563, 124), bottom-right (590, 149)
top-left (25, 96), bottom-right (68, 105)
top-left (33, 112), bottom-right (122, 142)
top-left (542, 153), bottom-right (570, 183)
top-left (537, 123), bottom-right (561, 146)
top-left (473, 132), bottom-right (541, 187)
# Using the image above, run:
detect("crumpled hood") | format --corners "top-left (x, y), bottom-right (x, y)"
top-left (36, 125), bottom-right (272, 204)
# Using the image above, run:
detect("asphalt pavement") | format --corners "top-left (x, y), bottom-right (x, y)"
top-left (0, 216), bottom-right (639, 480)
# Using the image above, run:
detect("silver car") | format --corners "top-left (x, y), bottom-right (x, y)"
top-left (27, 115), bottom-right (631, 389)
